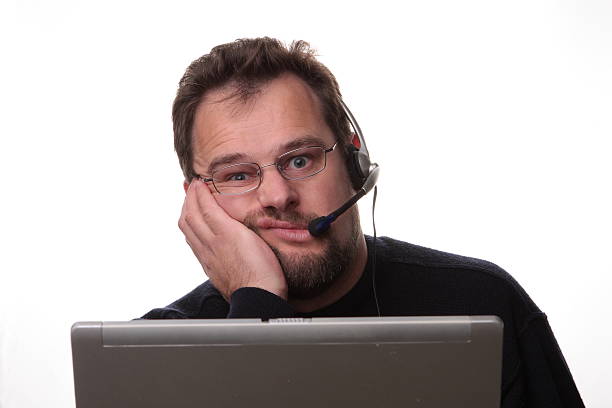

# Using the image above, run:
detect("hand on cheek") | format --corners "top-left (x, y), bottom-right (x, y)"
top-left (178, 179), bottom-right (288, 301)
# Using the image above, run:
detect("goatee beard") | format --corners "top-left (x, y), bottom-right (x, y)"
top-left (243, 207), bottom-right (360, 300)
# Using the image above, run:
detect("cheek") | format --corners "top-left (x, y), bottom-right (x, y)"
top-left (326, 161), bottom-right (355, 200)
top-left (214, 195), bottom-right (249, 221)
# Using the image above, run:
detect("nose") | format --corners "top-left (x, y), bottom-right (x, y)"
top-left (256, 165), bottom-right (299, 212)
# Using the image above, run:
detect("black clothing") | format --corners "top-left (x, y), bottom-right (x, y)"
top-left (142, 236), bottom-right (584, 407)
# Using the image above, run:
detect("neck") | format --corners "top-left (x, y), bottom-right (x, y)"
top-left (288, 233), bottom-right (368, 313)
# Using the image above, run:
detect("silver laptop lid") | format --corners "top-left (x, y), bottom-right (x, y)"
top-left (72, 316), bottom-right (503, 408)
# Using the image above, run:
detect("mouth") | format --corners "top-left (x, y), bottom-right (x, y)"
top-left (256, 219), bottom-right (312, 243)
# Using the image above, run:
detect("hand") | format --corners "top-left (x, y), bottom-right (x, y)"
top-left (178, 179), bottom-right (288, 301)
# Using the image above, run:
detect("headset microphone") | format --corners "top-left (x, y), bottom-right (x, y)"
top-left (308, 164), bottom-right (379, 237)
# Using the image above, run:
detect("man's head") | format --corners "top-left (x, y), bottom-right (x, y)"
top-left (173, 37), bottom-right (353, 183)
top-left (173, 38), bottom-right (364, 299)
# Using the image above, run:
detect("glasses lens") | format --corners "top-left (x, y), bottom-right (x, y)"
top-left (212, 163), bottom-right (260, 195)
top-left (278, 146), bottom-right (326, 180)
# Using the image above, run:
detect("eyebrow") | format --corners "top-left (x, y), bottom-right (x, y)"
top-left (206, 134), bottom-right (330, 174)
top-left (207, 152), bottom-right (248, 175)
top-left (282, 135), bottom-right (328, 151)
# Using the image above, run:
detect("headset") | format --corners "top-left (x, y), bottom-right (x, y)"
top-left (308, 100), bottom-right (380, 237)
top-left (342, 100), bottom-right (379, 191)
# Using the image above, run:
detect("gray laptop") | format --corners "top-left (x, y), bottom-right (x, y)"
top-left (71, 316), bottom-right (503, 408)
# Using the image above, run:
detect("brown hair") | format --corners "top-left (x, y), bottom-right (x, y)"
top-left (172, 37), bottom-right (351, 180)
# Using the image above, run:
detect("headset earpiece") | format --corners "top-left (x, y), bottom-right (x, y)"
top-left (343, 112), bottom-right (372, 190)
top-left (345, 144), bottom-right (370, 191)
top-left (346, 145), bottom-right (362, 190)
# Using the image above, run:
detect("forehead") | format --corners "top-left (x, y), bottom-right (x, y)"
top-left (191, 74), bottom-right (335, 173)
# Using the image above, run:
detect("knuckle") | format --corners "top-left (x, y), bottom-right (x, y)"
top-left (183, 212), bottom-right (196, 225)
top-left (201, 210), bottom-right (214, 222)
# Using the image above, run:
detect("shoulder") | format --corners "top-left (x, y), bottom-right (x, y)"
top-left (368, 237), bottom-right (573, 401)
top-left (375, 235), bottom-right (511, 277)
top-left (370, 236), bottom-right (542, 318)
top-left (140, 280), bottom-right (228, 319)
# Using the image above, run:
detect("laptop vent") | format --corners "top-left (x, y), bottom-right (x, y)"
top-left (268, 318), bottom-right (312, 323)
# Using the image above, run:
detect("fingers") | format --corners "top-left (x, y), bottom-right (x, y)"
top-left (179, 180), bottom-right (210, 247)
top-left (180, 180), bottom-right (219, 270)
top-left (189, 179), bottom-right (235, 235)
top-left (180, 179), bottom-right (237, 248)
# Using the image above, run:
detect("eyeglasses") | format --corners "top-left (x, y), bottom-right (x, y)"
top-left (198, 143), bottom-right (337, 195)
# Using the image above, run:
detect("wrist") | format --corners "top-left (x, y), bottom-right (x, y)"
top-left (228, 287), bottom-right (294, 319)
top-left (247, 282), bottom-right (287, 301)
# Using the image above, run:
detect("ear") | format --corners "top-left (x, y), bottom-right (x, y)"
top-left (183, 181), bottom-right (189, 193)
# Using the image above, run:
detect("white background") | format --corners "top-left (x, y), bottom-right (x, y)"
top-left (1, 1), bottom-right (610, 407)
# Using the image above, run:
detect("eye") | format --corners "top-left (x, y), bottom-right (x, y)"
top-left (288, 155), bottom-right (310, 169)
top-left (214, 164), bottom-right (259, 184)
top-left (227, 173), bottom-right (249, 181)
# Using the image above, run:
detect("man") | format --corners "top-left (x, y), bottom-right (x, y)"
top-left (143, 37), bottom-right (584, 407)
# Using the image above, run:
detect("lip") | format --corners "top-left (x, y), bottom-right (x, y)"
top-left (256, 219), bottom-right (308, 230)
top-left (267, 227), bottom-right (312, 242)
top-left (256, 219), bottom-right (312, 242)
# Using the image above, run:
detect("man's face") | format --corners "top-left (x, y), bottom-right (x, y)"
top-left (191, 74), bottom-right (360, 298)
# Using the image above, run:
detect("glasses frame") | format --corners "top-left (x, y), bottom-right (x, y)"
top-left (197, 143), bottom-right (337, 196)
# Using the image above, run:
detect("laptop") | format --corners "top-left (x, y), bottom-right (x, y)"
top-left (71, 316), bottom-right (503, 408)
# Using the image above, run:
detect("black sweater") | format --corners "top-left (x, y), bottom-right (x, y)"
top-left (142, 236), bottom-right (584, 408)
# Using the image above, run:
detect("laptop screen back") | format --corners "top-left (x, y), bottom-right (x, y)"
top-left (71, 316), bottom-right (503, 408)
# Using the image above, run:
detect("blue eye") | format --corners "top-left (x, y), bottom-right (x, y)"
top-left (228, 173), bottom-right (248, 181)
top-left (289, 156), bottom-right (309, 169)
top-left (215, 165), bottom-right (259, 184)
